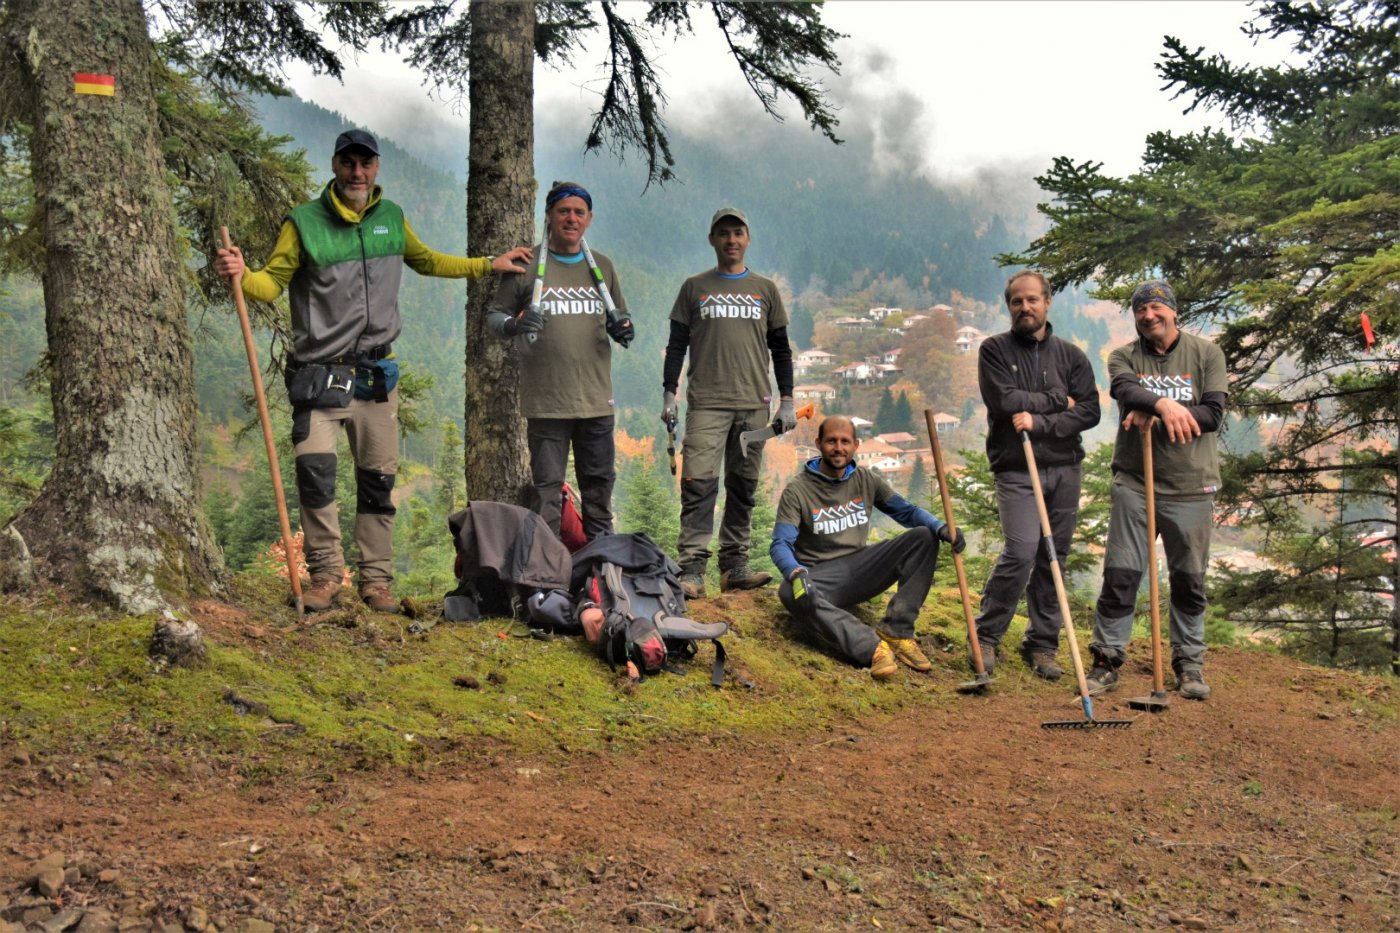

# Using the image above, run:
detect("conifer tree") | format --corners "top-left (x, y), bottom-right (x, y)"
top-left (1001, 0), bottom-right (1398, 670)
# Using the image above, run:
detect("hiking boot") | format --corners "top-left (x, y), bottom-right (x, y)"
top-left (359, 583), bottom-right (400, 614)
top-left (719, 566), bottom-right (773, 592)
top-left (678, 572), bottom-right (708, 600)
top-left (870, 641), bottom-right (899, 680)
top-left (298, 575), bottom-right (341, 612)
top-left (970, 641), bottom-right (997, 675)
top-left (1084, 664), bottom-right (1119, 696)
top-left (1020, 645), bottom-right (1064, 682)
top-left (1176, 667), bottom-right (1211, 701)
top-left (879, 631), bottom-right (932, 672)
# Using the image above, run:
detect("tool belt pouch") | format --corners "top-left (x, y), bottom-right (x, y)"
top-left (285, 362), bottom-right (354, 410)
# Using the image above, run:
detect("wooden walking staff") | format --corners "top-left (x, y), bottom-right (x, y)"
top-left (220, 227), bottom-right (303, 615)
top-left (923, 410), bottom-right (991, 694)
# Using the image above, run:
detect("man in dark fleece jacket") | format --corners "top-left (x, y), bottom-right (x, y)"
top-left (974, 271), bottom-right (1100, 680)
top-left (771, 417), bottom-right (965, 680)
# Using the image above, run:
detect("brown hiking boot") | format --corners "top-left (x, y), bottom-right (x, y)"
top-left (719, 566), bottom-right (773, 592)
top-left (1020, 645), bottom-right (1064, 682)
top-left (678, 572), bottom-right (708, 600)
top-left (298, 575), bottom-right (341, 612)
top-left (359, 583), bottom-right (400, 614)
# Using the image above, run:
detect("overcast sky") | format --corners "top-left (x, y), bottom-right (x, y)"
top-left (287, 1), bottom-right (1298, 180)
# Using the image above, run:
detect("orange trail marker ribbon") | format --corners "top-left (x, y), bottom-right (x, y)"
top-left (1360, 311), bottom-right (1375, 350)
top-left (74, 73), bottom-right (115, 96)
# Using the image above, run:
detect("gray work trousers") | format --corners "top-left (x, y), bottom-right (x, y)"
top-left (1091, 483), bottom-right (1214, 670)
top-left (975, 464), bottom-right (1081, 653)
top-left (526, 415), bottom-right (615, 541)
top-left (676, 406), bottom-right (769, 573)
top-left (778, 528), bottom-right (940, 667)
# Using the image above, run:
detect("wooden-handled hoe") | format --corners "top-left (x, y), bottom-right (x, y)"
top-left (922, 410), bottom-right (990, 694)
top-left (1128, 427), bottom-right (1171, 713)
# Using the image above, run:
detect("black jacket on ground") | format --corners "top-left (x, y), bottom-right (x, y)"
top-left (978, 322), bottom-right (1101, 473)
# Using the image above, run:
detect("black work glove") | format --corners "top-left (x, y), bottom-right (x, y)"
top-left (504, 308), bottom-right (544, 337)
top-left (937, 524), bottom-right (967, 555)
top-left (606, 314), bottom-right (634, 348)
top-left (789, 568), bottom-right (818, 612)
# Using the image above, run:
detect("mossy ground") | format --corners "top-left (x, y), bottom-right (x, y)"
top-left (0, 563), bottom-right (1067, 774)
top-left (4, 563), bottom-right (1386, 778)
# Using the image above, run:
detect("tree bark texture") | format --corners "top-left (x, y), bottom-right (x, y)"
top-left (5, 0), bottom-right (223, 612)
top-left (464, 0), bottom-right (535, 505)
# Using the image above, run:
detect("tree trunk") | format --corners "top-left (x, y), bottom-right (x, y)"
top-left (464, 0), bottom-right (535, 504)
top-left (5, 0), bottom-right (224, 612)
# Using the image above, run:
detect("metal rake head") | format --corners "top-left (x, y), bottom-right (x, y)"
top-left (1041, 717), bottom-right (1134, 730)
top-left (1042, 695), bottom-right (1134, 729)
top-left (954, 672), bottom-right (992, 695)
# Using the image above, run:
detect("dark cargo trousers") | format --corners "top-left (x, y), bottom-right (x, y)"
top-left (778, 528), bottom-right (940, 667)
top-left (526, 415), bottom-right (615, 541)
top-left (293, 388), bottom-right (399, 586)
top-left (975, 464), bottom-right (1082, 653)
top-left (677, 407), bottom-right (770, 574)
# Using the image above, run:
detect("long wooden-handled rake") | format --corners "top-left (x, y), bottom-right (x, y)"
top-left (1128, 427), bottom-right (1171, 713)
top-left (221, 227), bottom-right (303, 616)
top-left (1021, 432), bottom-right (1132, 730)
top-left (922, 410), bottom-right (990, 694)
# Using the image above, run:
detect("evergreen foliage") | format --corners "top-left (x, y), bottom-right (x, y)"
top-left (1001, 0), bottom-right (1399, 671)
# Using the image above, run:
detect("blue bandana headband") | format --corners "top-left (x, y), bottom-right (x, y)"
top-left (1130, 279), bottom-right (1177, 313)
top-left (546, 184), bottom-right (592, 211)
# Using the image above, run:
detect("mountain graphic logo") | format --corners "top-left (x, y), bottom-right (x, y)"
top-left (1139, 372), bottom-right (1194, 402)
top-left (810, 497), bottom-right (870, 534)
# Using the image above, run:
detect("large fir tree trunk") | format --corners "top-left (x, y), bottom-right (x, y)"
top-left (6, 0), bottom-right (223, 612)
top-left (464, 0), bottom-right (534, 504)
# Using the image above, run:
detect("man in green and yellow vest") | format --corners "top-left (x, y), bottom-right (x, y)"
top-left (216, 129), bottom-right (530, 613)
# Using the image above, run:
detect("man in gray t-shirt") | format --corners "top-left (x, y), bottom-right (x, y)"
top-left (1085, 280), bottom-right (1228, 702)
top-left (663, 208), bottom-right (795, 598)
top-left (770, 417), bottom-right (965, 679)
top-left (488, 181), bottom-right (634, 541)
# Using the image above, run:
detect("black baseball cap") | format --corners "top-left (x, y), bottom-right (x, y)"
top-left (333, 129), bottom-right (379, 157)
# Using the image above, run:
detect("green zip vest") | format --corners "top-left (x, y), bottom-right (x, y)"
top-left (286, 183), bottom-right (407, 362)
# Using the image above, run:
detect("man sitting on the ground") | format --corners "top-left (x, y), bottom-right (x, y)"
top-left (770, 416), bottom-right (965, 679)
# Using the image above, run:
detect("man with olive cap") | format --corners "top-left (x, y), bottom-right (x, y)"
top-left (1085, 280), bottom-right (1228, 701)
top-left (215, 129), bottom-right (531, 614)
top-left (664, 207), bottom-right (794, 598)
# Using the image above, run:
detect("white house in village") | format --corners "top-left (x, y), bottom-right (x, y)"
top-left (832, 316), bottom-right (874, 331)
top-left (897, 314), bottom-right (929, 334)
top-left (876, 432), bottom-right (919, 449)
top-left (867, 306), bottom-right (902, 321)
top-left (850, 416), bottom-right (875, 436)
top-left (794, 348), bottom-right (834, 376)
top-left (882, 347), bottom-right (903, 365)
top-left (834, 362), bottom-right (878, 383)
top-left (955, 326), bottom-right (986, 354)
top-left (793, 383), bottom-right (837, 401)
top-left (931, 411), bottom-right (962, 433)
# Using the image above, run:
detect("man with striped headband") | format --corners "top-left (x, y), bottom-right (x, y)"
top-left (488, 181), bottom-right (635, 540)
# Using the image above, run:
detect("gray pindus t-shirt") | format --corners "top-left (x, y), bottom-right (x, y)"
top-left (776, 464), bottom-right (895, 566)
top-left (491, 248), bottom-right (628, 419)
top-left (670, 268), bottom-right (788, 409)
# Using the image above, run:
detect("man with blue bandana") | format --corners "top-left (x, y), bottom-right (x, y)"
top-left (770, 416), bottom-right (966, 680)
top-left (665, 207), bottom-right (794, 598)
top-left (488, 181), bottom-right (634, 540)
top-left (215, 129), bottom-right (531, 613)
top-left (1085, 280), bottom-right (1228, 701)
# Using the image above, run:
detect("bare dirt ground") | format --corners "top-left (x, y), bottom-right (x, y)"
top-left (3, 644), bottom-right (1397, 932)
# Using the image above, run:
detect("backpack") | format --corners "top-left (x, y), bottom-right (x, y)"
top-left (569, 533), bottom-right (729, 686)
top-left (443, 501), bottom-right (576, 630)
